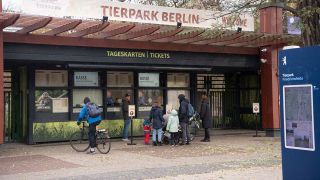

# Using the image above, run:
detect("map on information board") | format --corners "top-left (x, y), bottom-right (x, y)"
top-left (283, 85), bottom-right (315, 151)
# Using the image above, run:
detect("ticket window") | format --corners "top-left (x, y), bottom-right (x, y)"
top-left (72, 71), bottom-right (103, 120)
top-left (106, 71), bottom-right (134, 120)
top-left (167, 73), bottom-right (190, 111)
top-left (137, 73), bottom-right (163, 119)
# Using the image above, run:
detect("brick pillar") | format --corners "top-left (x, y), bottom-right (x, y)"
top-left (260, 6), bottom-right (283, 136)
top-left (0, 0), bottom-right (4, 144)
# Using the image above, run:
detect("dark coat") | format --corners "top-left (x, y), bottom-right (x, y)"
top-left (149, 106), bottom-right (164, 129)
top-left (178, 96), bottom-right (189, 123)
top-left (122, 98), bottom-right (130, 120)
top-left (200, 99), bottom-right (213, 128)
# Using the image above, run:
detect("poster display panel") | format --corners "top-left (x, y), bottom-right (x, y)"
top-left (35, 90), bottom-right (68, 112)
top-left (35, 70), bottom-right (68, 87)
top-left (74, 72), bottom-right (99, 87)
top-left (283, 84), bottom-right (315, 151)
top-left (138, 73), bottom-right (159, 87)
top-left (167, 73), bottom-right (189, 87)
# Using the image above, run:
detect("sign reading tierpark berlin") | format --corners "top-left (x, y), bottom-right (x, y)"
top-left (3, 0), bottom-right (254, 31)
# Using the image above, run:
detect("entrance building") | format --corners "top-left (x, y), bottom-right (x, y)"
top-left (0, 3), bottom-right (292, 144)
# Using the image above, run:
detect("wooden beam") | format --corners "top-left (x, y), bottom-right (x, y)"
top-left (174, 31), bottom-right (224, 44)
top-left (16, 17), bottom-right (52, 34)
top-left (233, 35), bottom-right (281, 47)
top-left (191, 32), bottom-right (244, 45)
top-left (3, 32), bottom-right (259, 55)
top-left (135, 28), bottom-right (183, 41)
top-left (111, 26), bottom-right (160, 40)
top-left (0, 14), bottom-right (20, 28)
top-left (42, 20), bottom-right (82, 36)
top-left (247, 38), bottom-right (290, 47)
top-left (64, 22), bottom-right (109, 38)
top-left (211, 34), bottom-right (263, 46)
top-left (12, 16), bottom-right (37, 26)
top-left (153, 30), bottom-right (205, 43)
top-left (96, 24), bottom-right (135, 38)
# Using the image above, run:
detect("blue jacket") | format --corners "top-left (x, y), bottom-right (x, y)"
top-left (149, 106), bottom-right (164, 130)
top-left (77, 104), bottom-right (102, 124)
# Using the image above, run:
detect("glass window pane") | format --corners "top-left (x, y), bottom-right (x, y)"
top-left (167, 90), bottom-right (190, 110)
top-left (167, 73), bottom-right (189, 87)
top-left (72, 89), bottom-right (103, 109)
top-left (138, 73), bottom-right (159, 87)
top-left (106, 89), bottom-right (133, 120)
top-left (74, 72), bottom-right (99, 87)
top-left (107, 71), bottom-right (133, 87)
top-left (138, 89), bottom-right (163, 118)
top-left (35, 70), bottom-right (68, 87)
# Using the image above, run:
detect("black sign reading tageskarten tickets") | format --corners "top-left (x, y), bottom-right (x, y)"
top-left (4, 44), bottom-right (259, 68)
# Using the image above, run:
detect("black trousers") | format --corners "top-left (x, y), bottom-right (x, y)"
top-left (204, 128), bottom-right (210, 140)
top-left (170, 132), bottom-right (179, 145)
top-left (89, 121), bottom-right (100, 148)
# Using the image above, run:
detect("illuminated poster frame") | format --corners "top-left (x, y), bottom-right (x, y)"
top-left (283, 84), bottom-right (315, 151)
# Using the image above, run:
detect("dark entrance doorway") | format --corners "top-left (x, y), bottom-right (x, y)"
top-left (196, 72), bottom-right (261, 129)
top-left (4, 68), bottom-right (28, 143)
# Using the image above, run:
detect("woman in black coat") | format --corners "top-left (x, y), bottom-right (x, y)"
top-left (200, 92), bottom-right (212, 142)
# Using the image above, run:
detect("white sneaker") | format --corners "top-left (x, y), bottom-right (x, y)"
top-left (87, 148), bottom-right (95, 154)
top-left (122, 138), bottom-right (129, 142)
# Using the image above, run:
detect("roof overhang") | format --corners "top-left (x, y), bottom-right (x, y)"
top-left (0, 13), bottom-right (298, 55)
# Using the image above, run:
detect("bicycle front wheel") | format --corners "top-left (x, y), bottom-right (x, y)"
top-left (96, 134), bottom-right (111, 154)
top-left (70, 131), bottom-right (90, 152)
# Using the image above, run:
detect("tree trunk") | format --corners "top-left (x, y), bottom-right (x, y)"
top-left (299, 0), bottom-right (320, 46)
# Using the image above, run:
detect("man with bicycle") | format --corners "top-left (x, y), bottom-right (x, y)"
top-left (76, 97), bottom-right (102, 154)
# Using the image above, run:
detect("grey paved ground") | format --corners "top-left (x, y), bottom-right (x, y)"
top-left (0, 130), bottom-right (282, 180)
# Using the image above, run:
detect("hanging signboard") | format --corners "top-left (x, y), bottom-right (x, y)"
top-left (3, 0), bottom-right (254, 31)
top-left (287, 16), bottom-right (301, 35)
top-left (74, 72), bottom-right (99, 87)
top-left (138, 73), bottom-right (159, 87)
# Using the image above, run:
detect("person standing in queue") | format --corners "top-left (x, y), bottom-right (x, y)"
top-left (200, 92), bottom-right (212, 142)
top-left (76, 97), bottom-right (101, 154)
top-left (178, 94), bottom-right (191, 145)
top-left (150, 100), bottom-right (164, 146)
top-left (122, 93), bottom-right (131, 142)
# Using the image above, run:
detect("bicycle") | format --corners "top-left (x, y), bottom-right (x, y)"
top-left (70, 121), bottom-right (111, 154)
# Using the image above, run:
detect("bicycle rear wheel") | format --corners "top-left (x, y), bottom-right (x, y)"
top-left (96, 133), bottom-right (111, 154)
top-left (70, 131), bottom-right (90, 152)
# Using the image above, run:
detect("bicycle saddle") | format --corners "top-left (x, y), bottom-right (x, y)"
top-left (97, 129), bottom-right (107, 133)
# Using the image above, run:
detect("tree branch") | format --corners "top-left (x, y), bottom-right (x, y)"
top-left (283, 5), bottom-right (298, 15)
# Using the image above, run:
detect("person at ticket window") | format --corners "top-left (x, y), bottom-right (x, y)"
top-left (121, 93), bottom-right (131, 142)
top-left (106, 91), bottom-right (114, 107)
top-left (138, 90), bottom-right (146, 105)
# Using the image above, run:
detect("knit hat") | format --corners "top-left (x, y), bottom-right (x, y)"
top-left (84, 97), bottom-right (91, 104)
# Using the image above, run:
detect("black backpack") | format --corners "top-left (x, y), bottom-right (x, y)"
top-left (86, 103), bottom-right (102, 118)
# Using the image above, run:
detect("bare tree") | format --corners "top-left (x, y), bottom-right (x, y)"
top-left (137, 0), bottom-right (320, 46)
